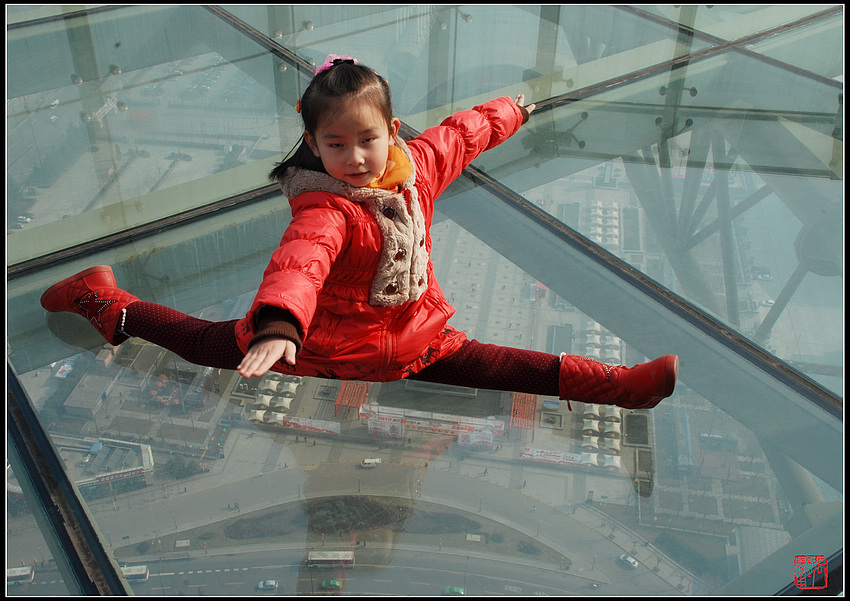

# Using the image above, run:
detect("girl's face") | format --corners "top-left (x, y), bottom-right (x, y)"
top-left (305, 101), bottom-right (400, 188)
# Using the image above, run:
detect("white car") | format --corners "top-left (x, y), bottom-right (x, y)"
top-left (618, 554), bottom-right (639, 569)
top-left (257, 580), bottom-right (279, 591)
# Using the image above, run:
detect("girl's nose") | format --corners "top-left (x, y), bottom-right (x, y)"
top-left (346, 148), bottom-right (365, 165)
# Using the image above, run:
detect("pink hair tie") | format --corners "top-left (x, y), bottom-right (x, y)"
top-left (316, 54), bottom-right (357, 75)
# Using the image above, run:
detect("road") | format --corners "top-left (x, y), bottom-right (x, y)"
top-left (10, 450), bottom-right (692, 595)
top-left (15, 542), bottom-right (665, 597)
top-left (8, 409), bottom-right (702, 595)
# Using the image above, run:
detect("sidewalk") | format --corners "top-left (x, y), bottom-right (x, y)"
top-left (569, 501), bottom-right (701, 594)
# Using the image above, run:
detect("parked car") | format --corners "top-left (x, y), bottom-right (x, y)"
top-left (443, 586), bottom-right (465, 595)
top-left (257, 580), bottom-right (279, 591)
top-left (618, 554), bottom-right (639, 569)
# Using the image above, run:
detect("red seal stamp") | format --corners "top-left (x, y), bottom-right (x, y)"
top-left (794, 555), bottom-right (827, 589)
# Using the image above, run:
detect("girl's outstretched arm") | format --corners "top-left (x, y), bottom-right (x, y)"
top-left (409, 94), bottom-right (534, 203)
top-left (238, 338), bottom-right (297, 378)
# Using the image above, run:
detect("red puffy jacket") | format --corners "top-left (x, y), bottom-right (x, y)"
top-left (234, 97), bottom-right (524, 381)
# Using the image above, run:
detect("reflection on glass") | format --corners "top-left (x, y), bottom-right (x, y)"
top-left (480, 47), bottom-right (842, 394)
top-left (6, 5), bottom-right (299, 264)
top-left (6, 4), bottom-right (842, 597)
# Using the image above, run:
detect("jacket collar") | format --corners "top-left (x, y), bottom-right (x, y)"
top-left (280, 135), bottom-right (415, 201)
top-left (278, 136), bottom-right (429, 308)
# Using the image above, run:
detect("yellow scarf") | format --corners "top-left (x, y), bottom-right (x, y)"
top-left (367, 145), bottom-right (412, 191)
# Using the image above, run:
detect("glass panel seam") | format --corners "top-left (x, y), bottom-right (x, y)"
top-left (460, 163), bottom-right (843, 419)
top-left (7, 364), bottom-right (129, 595)
top-left (7, 184), bottom-right (281, 279)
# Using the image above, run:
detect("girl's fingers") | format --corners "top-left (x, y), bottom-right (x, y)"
top-left (515, 94), bottom-right (535, 116)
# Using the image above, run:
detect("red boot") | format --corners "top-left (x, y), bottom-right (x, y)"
top-left (559, 354), bottom-right (678, 409)
top-left (40, 266), bottom-right (139, 345)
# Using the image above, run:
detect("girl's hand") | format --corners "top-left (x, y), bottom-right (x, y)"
top-left (514, 94), bottom-right (536, 124)
top-left (515, 93), bottom-right (536, 115)
top-left (238, 338), bottom-right (297, 379)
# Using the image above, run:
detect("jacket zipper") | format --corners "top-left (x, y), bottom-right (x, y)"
top-left (380, 306), bottom-right (403, 381)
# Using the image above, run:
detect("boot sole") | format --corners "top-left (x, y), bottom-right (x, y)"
top-left (661, 354), bottom-right (679, 397)
top-left (632, 355), bottom-right (679, 409)
top-left (40, 265), bottom-right (116, 311)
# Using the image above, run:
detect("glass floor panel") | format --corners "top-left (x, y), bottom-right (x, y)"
top-left (6, 4), bottom-right (842, 596)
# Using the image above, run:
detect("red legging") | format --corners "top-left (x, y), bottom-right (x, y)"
top-left (123, 302), bottom-right (245, 370)
top-left (124, 301), bottom-right (560, 396)
top-left (408, 339), bottom-right (560, 397)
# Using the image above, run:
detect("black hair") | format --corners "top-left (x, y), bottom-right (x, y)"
top-left (269, 58), bottom-right (393, 181)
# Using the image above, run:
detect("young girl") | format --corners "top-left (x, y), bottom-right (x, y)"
top-left (41, 55), bottom-right (677, 410)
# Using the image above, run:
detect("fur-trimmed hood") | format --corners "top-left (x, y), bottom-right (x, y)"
top-left (278, 136), bottom-right (428, 307)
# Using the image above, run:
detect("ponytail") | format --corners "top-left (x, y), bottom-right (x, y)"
top-left (269, 138), bottom-right (325, 181)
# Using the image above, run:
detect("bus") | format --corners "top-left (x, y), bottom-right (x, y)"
top-left (121, 565), bottom-right (150, 583)
top-left (7, 566), bottom-right (35, 585)
top-left (307, 551), bottom-right (355, 569)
